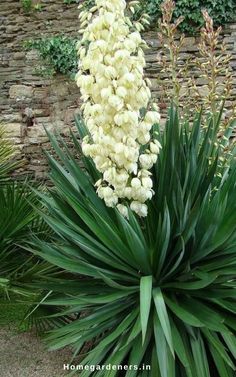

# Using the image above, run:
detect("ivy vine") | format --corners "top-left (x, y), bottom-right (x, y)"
top-left (24, 36), bottom-right (78, 78)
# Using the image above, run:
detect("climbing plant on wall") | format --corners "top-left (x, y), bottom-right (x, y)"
top-left (171, 0), bottom-right (236, 33)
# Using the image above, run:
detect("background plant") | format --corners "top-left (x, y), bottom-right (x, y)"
top-left (192, 11), bottom-right (233, 116)
top-left (24, 36), bottom-right (78, 78)
top-left (156, 0), bottom-right (235, 125)
top-left (156, 0), bottom-right (185, 108)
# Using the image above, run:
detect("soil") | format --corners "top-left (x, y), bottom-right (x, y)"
top-left (0, 327), bottom-right (72, 377)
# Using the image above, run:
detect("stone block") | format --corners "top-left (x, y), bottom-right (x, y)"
top-left (182, 37), bottom-right (196, 47)
top-left (13, 52), bottom-right (25, 60)
top-left (26, 50), bottom-right (40, 60)
top-left (223, 37), bottom-right (235, 43)
top-left (6, 123), bottom-right (22, 137)
top-left (50, 81), bottom-right (70, 98)
top-left (197, 85), bottom-right (210, 97)
top-left (1, 113), bottom-right (22, 122)
top-left (35, 171), bottom-right (48, 179)
top-left (27, 126), bottom-right (47, 138)
top-left (33, 87), bottom-right (49, 100)
top-left (196, 78), bottom-right (209, 85)
top-left (9, 85), bottom-right (33, 100)
top-left (63, 108), bottom-right (76, 124)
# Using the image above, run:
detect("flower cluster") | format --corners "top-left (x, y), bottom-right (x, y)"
top-left (76, 0), bottom-right (161, 217)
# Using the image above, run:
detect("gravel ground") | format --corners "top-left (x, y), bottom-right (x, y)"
top-left (0, 327), bottom-right (73, 377)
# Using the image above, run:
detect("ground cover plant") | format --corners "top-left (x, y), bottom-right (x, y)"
top-left (25, 0), bottom-right (236, 376)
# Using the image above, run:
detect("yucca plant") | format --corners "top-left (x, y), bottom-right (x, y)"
top-left (28, 108), bottom-right (236, 377)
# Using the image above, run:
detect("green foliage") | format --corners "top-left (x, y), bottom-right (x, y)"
top-left (21, 0), bottom-right (32, 13)
top-left (172, 0), bottom-right (236, 34)
top-left (22, 1), bottom-right (236, 81)
top-left (24, 36), bottom-right (78, 78)
top-left (137, 0), bottom-right (162, 25)
top-left (29, 108), bottom-right (236, 376)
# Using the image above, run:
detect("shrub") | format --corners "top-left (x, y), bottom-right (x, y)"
top-left (29, 108), bottom-right (236, 376)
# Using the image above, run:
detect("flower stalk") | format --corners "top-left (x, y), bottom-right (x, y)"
top-left (76, 0), bottom-right (161, 217)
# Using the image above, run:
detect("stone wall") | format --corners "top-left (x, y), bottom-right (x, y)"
top-left (0, 0), bottom-right (79, 178)
top-left (0, 1), bottom-right (236, 179)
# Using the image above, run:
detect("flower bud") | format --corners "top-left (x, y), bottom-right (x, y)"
top-left (130, 201), bottom-right (148, 217)
top-left (131, 178), bottom-right (142, 189)
top-left (142, 177), bottom-right (153, 189)
top-left (117, 204), bottom-right (129, 218)
top-left (150, 140), bottom-right (162, 154)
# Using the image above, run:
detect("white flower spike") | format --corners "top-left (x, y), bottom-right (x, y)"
top-left (77, 0), bottom-right (161, 217)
